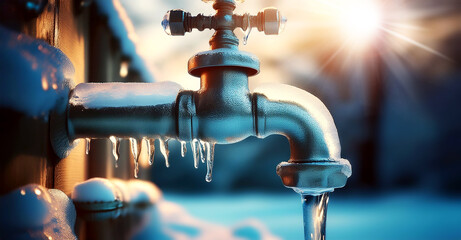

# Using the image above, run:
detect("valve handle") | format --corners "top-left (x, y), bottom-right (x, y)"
top-left (161, 6), bottom-right (287, 36)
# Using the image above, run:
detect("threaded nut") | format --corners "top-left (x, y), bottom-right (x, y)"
top-left (168, 10), bottom-right (187, 36)
top-left (277, 159), bottom-right (352, 194)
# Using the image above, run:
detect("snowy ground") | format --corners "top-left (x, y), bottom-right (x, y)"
top-left (2, 182), bottom-right (460, 239)
top-left (164, 192), bottom-right (461, 240)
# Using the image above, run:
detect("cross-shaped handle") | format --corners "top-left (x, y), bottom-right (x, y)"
top-left (161, 2), bottom-right (286, 36)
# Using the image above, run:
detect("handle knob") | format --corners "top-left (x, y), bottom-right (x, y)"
top-left (260, 7), bottom-right (287, 35)
top-left (162, 10), bottom-right (189, 36)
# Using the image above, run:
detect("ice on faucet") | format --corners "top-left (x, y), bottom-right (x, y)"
top-left (69, 82), bottom-right (182, 109)
top-left (92, 136), bottom-right (221, 182)
top-left (149, 138), bottom-right (156, 165)
top-left (205, 141), bottom-right (216, 182)
top-left (191, 139), bottom-right (200, 169)
top-left (109, 136), bottom-right (119, 167)
top-left (85, 138), bottom-right (91, 155)
top-left (199, 140), bottom-right (207, 163)
top-left (130, 138), bottom-right (141, 178)
top-left (159, 137), bottom-right (170, 168)
top-left (180, 140), bottom-right (187, 157)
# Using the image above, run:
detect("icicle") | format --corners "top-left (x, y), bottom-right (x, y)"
top-left (129, 138), bottom-right (138, 160)
top-left (180, 140), bottom-right (187, 157)
top-left (205, 142), bottom-right (216, 182)
top-left (191, 139), bottom-right (200, 169)
top-left (85, 138), bottom-right (91, 155)
top-left (149, 139), bottom-right (155, 165)
top-left (116, 138), bottom-right (122, 159)
top-left (109, 136), bottom-right (119, 168)
top-left (199, 140), bottom-right (206, 163)
top-left (130, 138), bottom-right (141, 178)
top-left (159, 138), bottom-right (170, 168)
top-left (144, 138), bottom-right (150, 165)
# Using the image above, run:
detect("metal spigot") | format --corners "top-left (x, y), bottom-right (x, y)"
top-left (158, 0), bottom-right (351, 194)
top-left (57, 0), bottom-right (350, 194)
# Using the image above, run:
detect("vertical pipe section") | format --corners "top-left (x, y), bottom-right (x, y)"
top-left (67, 82), bottom-right (182, 140)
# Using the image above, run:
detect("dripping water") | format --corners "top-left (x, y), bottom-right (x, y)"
top-left (158, 138), bottom-right (170, 168)
top-left (85, 138), bottom-right (91, 155)
top-left (109, 136), bottom-right (119, 168)
top-left (191, 139), bottom-right (200, 169)
top-left (242, 13), bottom-right (252, 45)
top-left (204, 142), bottom-right (215, 182)
top-left (130, 138), bottom-right (141, 178)
top-left (302, 193), bottom-right (329, 240)
top-left (180, 140), bottom-right (187, 157)
top-left (148, 139), bottom-right (155, 165)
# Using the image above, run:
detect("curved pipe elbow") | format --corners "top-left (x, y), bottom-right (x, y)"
top-left (253, 83), bottom-right (341, 162)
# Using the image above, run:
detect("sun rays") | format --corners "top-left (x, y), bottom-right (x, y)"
top-left (300, 0), bottom-right (453, 74)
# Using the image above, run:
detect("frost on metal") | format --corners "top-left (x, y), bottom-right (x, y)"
top-left (0, 26), bottom-right (75, 117)
top-left (69, 82), bottom-right (181, 109)
top-left (93, 0), bottom-right (154, 82)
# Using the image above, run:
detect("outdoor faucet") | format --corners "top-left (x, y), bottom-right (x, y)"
top-left (52, 1), bottom-right (351, 235)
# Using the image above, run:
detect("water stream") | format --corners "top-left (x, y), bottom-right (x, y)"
top-left (302, 193), bottom-right (329, 240)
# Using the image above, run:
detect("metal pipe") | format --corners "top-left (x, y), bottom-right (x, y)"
top-left (63, 61), bottom-right (349, 195)
top-left (60, 72), bottom-right (350, 195)
top-left (67, 82), bottom-right (182, 140)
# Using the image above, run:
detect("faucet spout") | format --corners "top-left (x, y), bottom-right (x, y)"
top-left (254, 83), bottom-right (341, 161)
top-left (253, 83), bottom-right (351, 194)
